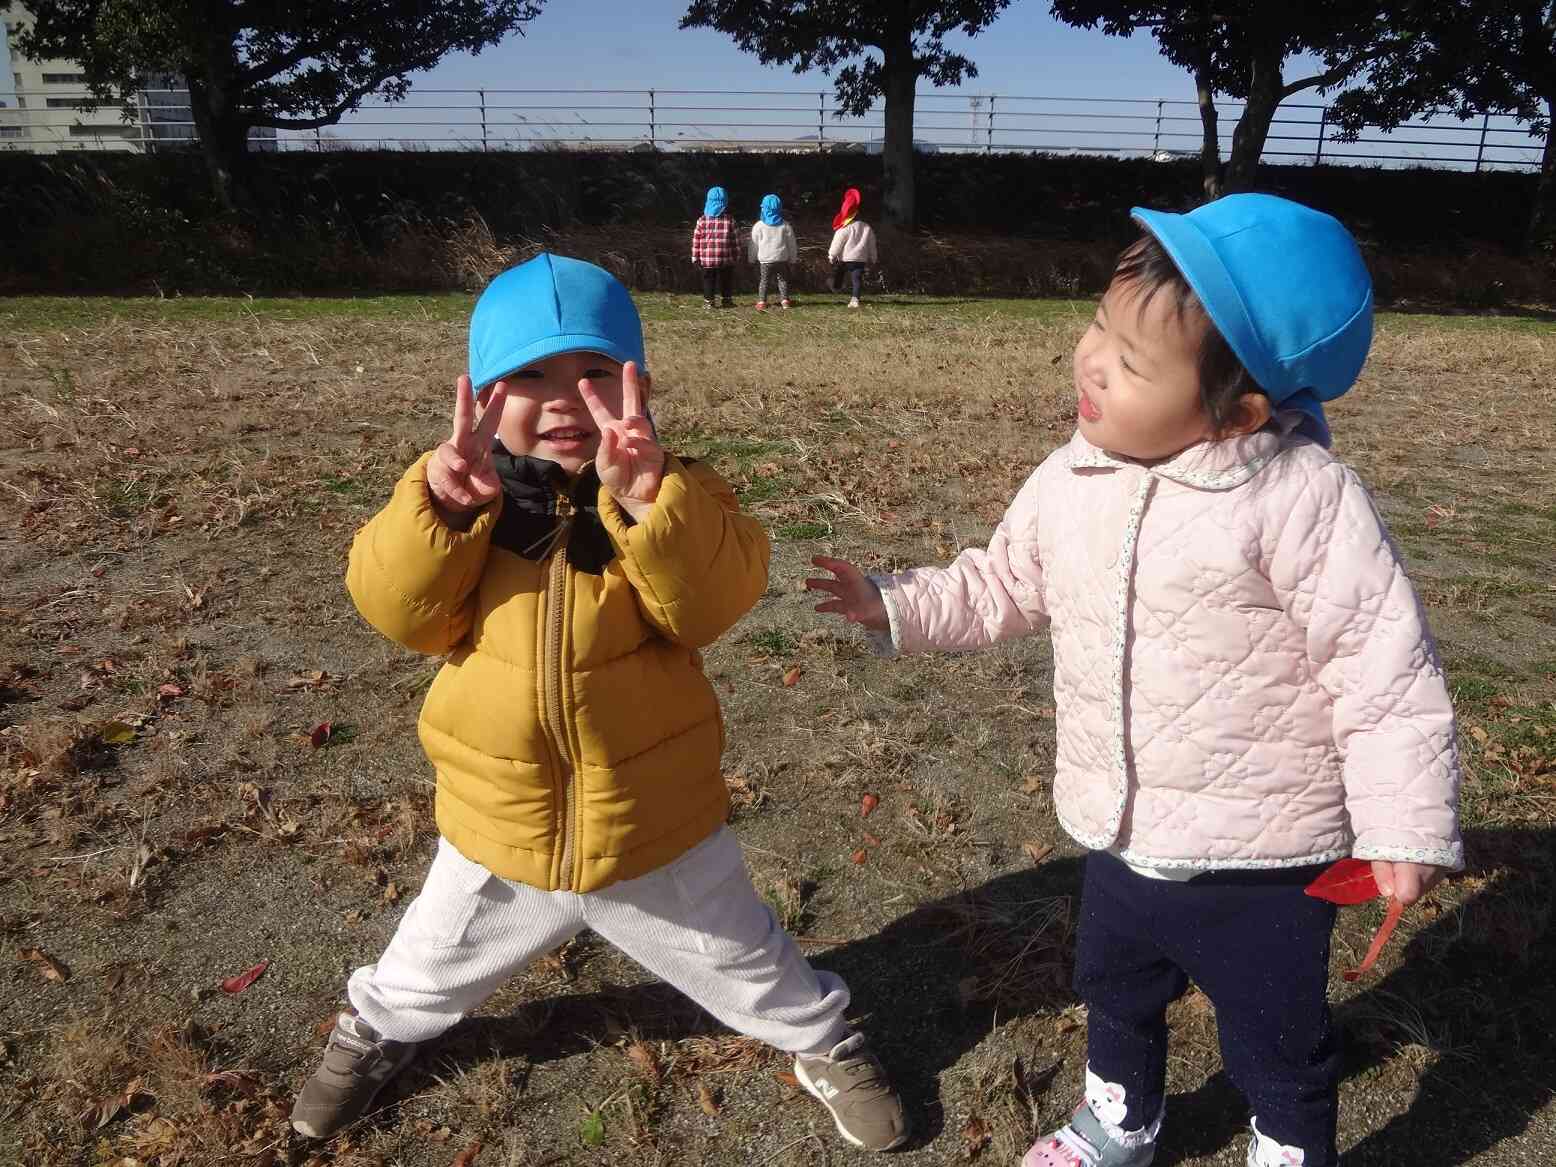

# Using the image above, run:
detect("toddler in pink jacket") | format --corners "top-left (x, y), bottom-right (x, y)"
top-left (808, 194), bottom-right (1461, 1167)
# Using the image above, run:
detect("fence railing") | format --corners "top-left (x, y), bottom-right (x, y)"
top-left (0, 87), bottom-right (1542, 172)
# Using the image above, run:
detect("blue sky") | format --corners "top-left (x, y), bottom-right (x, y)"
top-left (408, 2), bottom-right (1201, 102)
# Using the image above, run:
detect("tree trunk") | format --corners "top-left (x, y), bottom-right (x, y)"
top-left (188, 75), bottom-right (253, 213)
top-left (1527, 97), bottom-right (1556, 252)
top-left (880, 39), bottom-right (917, 228)
top-left (1195, 67), bottom-right (1223, 201)
top-left (1225, 49), bottom-right (1283, 192)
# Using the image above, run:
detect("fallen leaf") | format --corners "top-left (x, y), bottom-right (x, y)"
top-left (782, 666), bottom-right (802, 688)
top-left (428, 1125), bottom-right (453, 1143)
top-left (697, 1082), bottom-right (720, 1115)
top-left (382, 881), bottom-right (401, 904)
top-left (1020, 774), bottom-right (1045, 795)
top-left (1022, 841), bottom-right (1054, 866)
top-left (772, 1070), bottom-right (800, 1090)
top-left (157, 683), bottom-right (184, 700)
top-left (284, 669), bottom-right (330, 691)
top-left (862, 831), bottom-right (882, 847)
top-left (308, 722), bottom-right (332, 748)
top-left (860, 792), bottom-right (880, 817)
top-left (625, 1041), bottom-right (660, 1080)
top-left (99, 720), bottom-right (137, 745)
top-left (850, 848), bottom-right (868, 865)
top-left (220, 959), bottom-right (270, 994)
top-left (961, 1112), bottom-right (991, 1155)
top-left (450, 1142), bottom-right (483, 1167)
top-left (20, 946), bottom-right (69, 983)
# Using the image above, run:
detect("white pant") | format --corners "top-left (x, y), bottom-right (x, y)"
top-left (348, 828), bottom-right (851, 1055)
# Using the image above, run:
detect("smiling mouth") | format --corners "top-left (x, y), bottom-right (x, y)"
top-left (540, 427), bottom-right (593, 443)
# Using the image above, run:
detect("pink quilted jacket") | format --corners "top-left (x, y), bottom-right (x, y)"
top-left (874, 428), bottom-right (1463, 871)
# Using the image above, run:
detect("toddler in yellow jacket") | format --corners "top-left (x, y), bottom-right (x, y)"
top-left (290, 253), bottom-right (906, 1151)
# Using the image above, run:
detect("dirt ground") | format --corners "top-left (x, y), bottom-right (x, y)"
top-left (2, 292), bottom-right (1553, 1167)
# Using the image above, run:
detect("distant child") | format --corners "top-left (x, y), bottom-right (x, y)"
top-left (691, 185), bottom-right (739, 309)
top-left (827, 187), bottom-right (878, 308)
top-left (291, 253), bottom-right (907, 1152)
top-left (807, 195), bottom-right (1462, 1167)
top-left (748, 193), bottom-right (798, 310)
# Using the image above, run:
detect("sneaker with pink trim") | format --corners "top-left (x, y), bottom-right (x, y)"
top-left (1023, 1100), bottom-right (1158, 1167)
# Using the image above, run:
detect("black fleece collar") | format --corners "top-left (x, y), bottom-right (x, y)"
top-left (489, 441), bottom-right (618, 574)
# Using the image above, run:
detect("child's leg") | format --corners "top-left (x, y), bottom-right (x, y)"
top-left (775, 262), bottom-right (790, 301)
top-left (587, 827), bottom-right (906, 1150)
top-left (849, 264), bottom-right (863, 299)
top-left (718, 265), bottom-right (734, 304)
top-left (585, 828), bottom-right (849, 1052)
top-left (1161, 869), bottom-right (1340, 1167)
top-left (758, 262), bottom-right (772, 303)
top-left (348, 838), bottom-right (586, 1043)
top-left (1073, 852), bottom-right (1186, 1134)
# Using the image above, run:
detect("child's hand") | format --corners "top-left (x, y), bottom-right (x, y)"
top-left (806, 556), bottom-right (888, 631)
top-left (1370, 860), bottom-right (1444, 906)
top-left (580, 361), bottom-right (664, 522)
top-left (427, 375), bottom-right (509, 529)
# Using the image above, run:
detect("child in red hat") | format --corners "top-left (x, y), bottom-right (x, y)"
top-left (827, 187), bottom-right (878, 308)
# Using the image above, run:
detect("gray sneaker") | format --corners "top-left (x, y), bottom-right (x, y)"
top-left (290, 1013), bottom-right (419, 1139)
top-left (1023, 1101), bottom-right (1158, 1167)
top-left (794, 1032), bottom-right (909, 1151)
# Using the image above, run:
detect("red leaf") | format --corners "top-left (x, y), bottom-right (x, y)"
top-left (220, 959), bottom-right (269, 994)
top-left (850, 848), bottom-right (868, 865)
top-left (860, 792), bottom-right (879, 817)
top-left (782, 666), bottom-right (802, 688)
top-left (1303, 858), bottom-right (1381, 905)
top-left (1343, 898), bottom-right (1404, 982)
top-left (450, 1142), bottom-right (483, 1167)
top-left (309, 722), bottom-right (332, 748)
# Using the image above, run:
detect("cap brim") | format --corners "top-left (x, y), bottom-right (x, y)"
top-left (1130, 207), bottom-right (1284, 397)
top-left (471, 334), bottom-right (645, 392)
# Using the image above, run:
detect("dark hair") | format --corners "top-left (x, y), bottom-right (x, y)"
top-left (1110, 232), bottom-right (1266, 434)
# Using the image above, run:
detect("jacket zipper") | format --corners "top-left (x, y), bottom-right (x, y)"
top-left (544, 488), bottom-right (576, 890)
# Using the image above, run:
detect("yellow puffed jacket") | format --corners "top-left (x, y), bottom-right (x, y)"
top-left (346, 444), bottom-right (769, 892)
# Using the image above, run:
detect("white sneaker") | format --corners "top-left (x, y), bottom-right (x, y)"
top-left (848, 297), bottom-right (860, 309)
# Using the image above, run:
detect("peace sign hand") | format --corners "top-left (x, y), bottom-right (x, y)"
top-left (579, 361), bottom-right (664, 520)
top-left (426, 374), bottom-right (509, 530)
top-left (805, 556), bottom-right (889, 632)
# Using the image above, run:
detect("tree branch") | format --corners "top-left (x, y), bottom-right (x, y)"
top-left (1280, 48), bottom-right (1381, 99)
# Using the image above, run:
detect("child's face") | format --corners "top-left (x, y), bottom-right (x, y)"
top-left (1072, 278), bottom-right (1216, 461)
top-left (477, 351), bottom-right (646, 474)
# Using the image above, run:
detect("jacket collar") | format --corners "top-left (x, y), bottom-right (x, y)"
top-left (1062, 415), bottom-right (1309, 492)
top-left (489, 442), bottom-right (616, 573)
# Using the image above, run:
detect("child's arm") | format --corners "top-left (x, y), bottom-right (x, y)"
top-left (346, 376), bottom-right (509, 654)
top-left (827, 227), bottom-right (844, 263)
top-left (1270, 463), bottom-right (1463, 873)
top-left (809, 467), bottom-right (1049, 654)
top-left (783, 224), bottom-right (798, 263)
top-left (580, 366), bottom-right (769, 648)
top-left (691, 217), bottom-right (705, 264)
top-left (747, 224), bottom-right (758, 264)
top-left (865, 224), bottom-right (878, 265)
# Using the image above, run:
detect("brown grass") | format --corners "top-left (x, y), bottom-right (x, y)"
top-left (1, 294), bottom-right (1553, 1165)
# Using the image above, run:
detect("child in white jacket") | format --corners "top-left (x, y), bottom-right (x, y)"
top-left (808, 195), bottom-right (1461, 1167)
top-left (827, 187), bottom-right (878, 307)
top-left (748, 193), bottom-right (798, 310)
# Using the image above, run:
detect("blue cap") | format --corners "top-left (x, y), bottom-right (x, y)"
top-left (704, 186), bottom-right (727, 217)
top-left (1131, 194), bottom-right (1373, 447)
top-left (467, 253), bottom-right (646, 393)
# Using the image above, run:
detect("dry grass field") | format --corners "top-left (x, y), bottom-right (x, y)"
top-left (2, 292), bottom-right (1553, 1167)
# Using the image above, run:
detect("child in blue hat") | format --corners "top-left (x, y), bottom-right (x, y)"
top-left (808, 196), bottom-right (1461, 1167)
top-left (291, 253), bottom-right (907, 1151)
top-left (691, 185), bottom-right (739, 308)
top-left (748, 193), bottom-right (798, 310)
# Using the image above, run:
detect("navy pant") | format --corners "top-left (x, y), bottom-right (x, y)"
top-left (1076, 851), bottom-right (1340, 1165)
top-left (700, 265), bottom-right (733, 303)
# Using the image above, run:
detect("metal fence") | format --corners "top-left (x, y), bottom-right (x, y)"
top-left (0, 86), bottom-right (1542, 171)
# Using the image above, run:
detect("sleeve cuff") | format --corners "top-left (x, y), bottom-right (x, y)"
top-left (1351, 840), bottom-right (1465, 872)
top-left (865, 575), bottom-right (903, 658)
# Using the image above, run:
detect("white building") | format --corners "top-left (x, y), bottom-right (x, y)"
top-left (0, 3), bottom-right (273, 153)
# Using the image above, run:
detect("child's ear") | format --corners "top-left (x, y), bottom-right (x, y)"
top-left (1226, 392), bottom-right (1272, 436)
